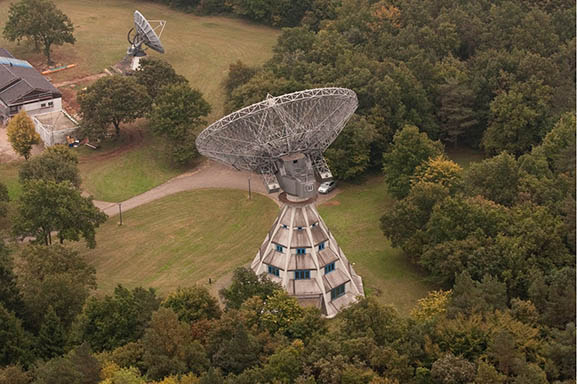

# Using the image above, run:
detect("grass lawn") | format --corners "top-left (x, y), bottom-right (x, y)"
top-left (78, 180), bottom-right (432, 315)
top-left (77, 123), bottom-right (186, 202)
top-left (79, 142), bottom-right (182, 202)
top-left (0, 162), bottom-right (22, 200)
top-left (319, 176), bottom-right (434, 315)
top-left (0, 162), bottom-right (21, 231)
top-left (0, 0), bottom-right (279, 119)
top-left (0, 0), bottom-right (280, 201)
top-left (76, 189), bottom-right (278, 294)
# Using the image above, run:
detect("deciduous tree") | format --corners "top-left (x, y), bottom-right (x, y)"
top-left (13, 180), bottom-right (107, 248)
top-left (219, 267), bottom-right (281, 309)
top-left (14, 245), bottom-right (96, 330)
top-left (142, 308), bottom-right (209, 380)
top-left (382, 125), bottom-right (443, 199)
top-left (482, 78), bottom-right (553, 156)
top-left (325, 116), bottom-right (378, 180)
top-left (149, 83), bottom-right (211, 165)
top-left (3, 0), bottom-right (75, 64)
top-left (77, 285), bottom-right (160, 352)
top-left (133, 58), bottom-right (188, 101)
top-left (6, 111), bottom-right (40, 160)
top-left (19, 145), bottom-right (81, 188)
top-left (162, 286), bottom-right (221, 324)
top-left (465, 152), bottom-right (519, 206)
top-left (430, 352), bottom-right (476, 384)
top-left (77, 75), bottom-right (149, 137)
top-left (33, 344), bottom-right (100, 384)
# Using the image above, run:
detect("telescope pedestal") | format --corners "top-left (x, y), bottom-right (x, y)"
top-left (251, 195), bottom-right (364, 318)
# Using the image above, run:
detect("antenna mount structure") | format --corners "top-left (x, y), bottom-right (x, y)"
top-left (113, 10), bottom-right (166, 72)
top-left (127, 10), bottom-right (166, 57)
top-left (196, 88), bottom-right (365, 317)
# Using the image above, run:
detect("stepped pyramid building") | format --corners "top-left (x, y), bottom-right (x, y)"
top-left (250, 156), bottom-right (364, 318)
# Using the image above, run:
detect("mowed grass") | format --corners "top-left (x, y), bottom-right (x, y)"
top-left (0, 0), bottom-right (279, 118)
top-left (0, 0), bottom-right (279, 201)
top-left (0, 162), bottom-right (21, 231)
top-left (79, 143), bottom-right (181, 202)
top-left (318, 176), bottom-right (433, 315)
top-left (0, 162), bottom-right (21, 200)
top-left (77, 124), bottom-right (184, 202)
top-left (76, 189), bottom-right (278, 294)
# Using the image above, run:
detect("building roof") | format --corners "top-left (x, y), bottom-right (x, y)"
top-left (0, 48), bottom-right (15, 58)
top-left (0, 49), bottom-right (60, 106)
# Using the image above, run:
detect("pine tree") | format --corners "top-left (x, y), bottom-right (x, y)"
top-left (37, 305), bottom-right (66, 359)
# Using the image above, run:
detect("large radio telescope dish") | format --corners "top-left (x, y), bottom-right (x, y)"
top-left (196, 88), bottom-right (358, 176)
top-left (127, 10), bottom-right (166, 56)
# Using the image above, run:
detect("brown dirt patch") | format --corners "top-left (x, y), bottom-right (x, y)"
top-left (322, 200), bottom-right (341, 206)
top-left (78, 126), bottom-right (145, 164)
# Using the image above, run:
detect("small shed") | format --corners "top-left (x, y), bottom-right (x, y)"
top-left (32, 110), bottom-right (78, 147)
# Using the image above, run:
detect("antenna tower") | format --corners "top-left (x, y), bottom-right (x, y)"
top-left (196, 88), bottom-right (364, 317)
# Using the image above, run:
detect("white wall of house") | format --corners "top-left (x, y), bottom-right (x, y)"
top-left (21, 97), bottom-right (62, 117)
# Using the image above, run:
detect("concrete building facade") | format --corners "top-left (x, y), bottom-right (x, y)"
top-left (251, 195), bottom-right (364, 318)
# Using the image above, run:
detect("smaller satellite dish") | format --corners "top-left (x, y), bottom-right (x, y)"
top-left (127, 10), bottom-right (166, 56)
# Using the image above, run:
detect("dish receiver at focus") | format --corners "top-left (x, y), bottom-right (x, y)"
top-left (196, 88), bottom-right (358, 199)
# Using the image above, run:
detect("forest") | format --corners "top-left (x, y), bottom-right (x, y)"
top-left (1, 0), bottom-right (576, 383)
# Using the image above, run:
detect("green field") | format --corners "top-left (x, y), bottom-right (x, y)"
top-left (76, 123), bottom-right (186, 202)
top-left (319, 176), bottom-right (433, 314)
top-left (0, 0), bottom-right (280, 119)
top-left (79, 142), bottom-right (182, 202)
top-left (76, 189), bottom-right (279, 293)
top-left (0, 0), bottom-right (280, 200)
top-left (77, 178), bottom-right (433, 314)
top-left (0, 162), bottom-right (21, 200)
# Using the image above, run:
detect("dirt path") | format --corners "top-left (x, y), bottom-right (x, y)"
top-left (53, 73), bottom-right (108, 88)
top-left (0, 126), bottom-right (43, 163)
top-left (93, 159), bottom-right (339, 217)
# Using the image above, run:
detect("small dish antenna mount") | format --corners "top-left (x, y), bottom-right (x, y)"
top-left (127, 10), bottom-right (166, 57)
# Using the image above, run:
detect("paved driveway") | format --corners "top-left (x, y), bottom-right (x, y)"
top-left (94, 160), bottom-right (339, 216)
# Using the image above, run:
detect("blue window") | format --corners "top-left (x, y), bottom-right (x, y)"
top-left (297, 226), bottom-right (303, 230)
top-left (295, 270), bottom-right (310, 280)
top-left (324, 262), bottom-right (335, 274)
top-left (268, 265), bottom-right (280, 277)
top-left (296, 248), bottom-right (306, 255)
top-left (282, 224), bottom-right (288, 229)
top-left (331, 284), bottom-right (345, 300)
top-left (318, 242), bottom-right (326, 251)
top-left (276, 244), bottom-right (284, 252)
top-left (312, 222), bottom-right (317, 227)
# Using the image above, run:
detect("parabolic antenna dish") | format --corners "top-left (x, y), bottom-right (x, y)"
top-left (129, 10), bottom-right (165, 54)
top-left (196, 87), bottom-right (358, 174)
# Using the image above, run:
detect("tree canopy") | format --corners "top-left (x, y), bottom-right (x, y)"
top-left (133, 58), bottom-right (188, 101)
top-left (19, 145), bottom-right (81, 188)
top-left (77, 76), bottom-right (149, 138)
top-left (6, 111), bottom-right (40, 160)
top-left (3, 0), bottom-right (75, 64)
top-left (13, 180), bottom-right (107, 248)
top-left (148, 83), bottom-right (211, 165)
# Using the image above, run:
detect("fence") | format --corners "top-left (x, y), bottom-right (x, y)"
top-left (32, 110), bottom-right (78, 147)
